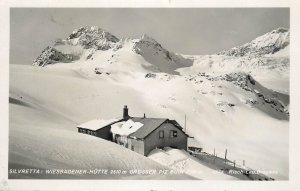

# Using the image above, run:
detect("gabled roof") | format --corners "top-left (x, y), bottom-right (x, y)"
top-left (169, 120), bottom-right (184, 130)
top-left (77, 118), bottom-right (122, 131)
top-left (111, 119), bottom-right (144, 136)
top-left (128, 117), bottom-right (167, 139)
top-left (77, 116), bottom-right (190, 139)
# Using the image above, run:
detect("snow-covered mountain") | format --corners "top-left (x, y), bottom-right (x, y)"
top-left (32, 46), bottom-right (80, 66)
top-left (218, 28), bottom-right (289, 57)
top-left (181, 28), bottom-right (289, 94)
top-left (33, 26), bottom-right (120, 66)
top-left (33, 26), bottom-right (192, 74)
top-left (65, 26), bottom-right (119, 50)
top-left (10, 26), bottom-right (290, 179)
top-left (33, 26), bottom-right (289, 90)
top-left (132, 34), bottom-right (193, 74)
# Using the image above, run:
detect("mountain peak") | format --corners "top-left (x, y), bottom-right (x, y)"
top-left (271, 27), bottom-right (289, 34)
top-left (32, 46), bottom-right (79, 66)
top-left (218, 27), bottom-right (290, 57)
top-left (68, 26), bottom-right (117, 40)
top-left (65, 26), bottom-right (119, 50)
top-left (139, 34), bottom-right (159, 44)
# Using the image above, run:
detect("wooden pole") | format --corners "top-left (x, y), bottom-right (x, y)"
top-left (214, 148), bottom-right (215, 156)
top-left (184, 114), bottom-right (187, 132)
top-left (225, 149), bottom-right (227, 163)
top-left (234, 160), bottom-right (235, 169)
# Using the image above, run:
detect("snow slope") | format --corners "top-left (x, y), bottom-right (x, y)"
top-left (181, 28), bottom-right (289, 93)
top-left (9, 65), bottom-right (193, 179)
top-left (10, 62), bottom-right (288, 179)
top-left (148, 148), bottom-right (239, 180)
top-left (9, 26), bottom-right (289, 180)
top-left (180, 54), bottom-right (289, 94)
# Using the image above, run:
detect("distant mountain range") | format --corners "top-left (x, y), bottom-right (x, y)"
top-left (33, 26), bottom-right (289, 74)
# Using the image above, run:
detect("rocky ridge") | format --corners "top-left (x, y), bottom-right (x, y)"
top-left (65, 26), bottom-right (120, 50)
top-left (218, 28), bottom-right (289, 57)
top-left (32, 46), bottom-right (79, 67)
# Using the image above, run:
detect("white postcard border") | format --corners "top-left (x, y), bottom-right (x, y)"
top-left (1, 0), bottom-right (300, 190)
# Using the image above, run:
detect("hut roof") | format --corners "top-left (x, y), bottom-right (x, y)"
top-left (130, 118), bottom-right (189, 139)
top-left (77, 118), bottom-right (121, 131)
top-left (129, 117), bottom-right (168, 139)
top-left (77, 116), bottom-right (189, 138)
top-left (111, 119), bottom-right (144, 136)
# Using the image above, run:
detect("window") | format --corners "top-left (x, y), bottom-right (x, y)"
top-left (131, 145), bottom-right (134, 151)
top-left (170, 130), bottom-right (178, 138)
top-left (159, 130), bottom-right (164, 139)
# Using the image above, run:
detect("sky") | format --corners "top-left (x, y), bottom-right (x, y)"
top-left (10, 8), bottom-right (289, 65)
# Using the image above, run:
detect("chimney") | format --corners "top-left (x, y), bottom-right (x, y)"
top-left (123, 105), bottom-right (129, 118)
top-left (143, 113), bottom-right (146, 118)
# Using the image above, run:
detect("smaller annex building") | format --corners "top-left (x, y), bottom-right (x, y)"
top-left (77, 106), bottom-right (190, 156)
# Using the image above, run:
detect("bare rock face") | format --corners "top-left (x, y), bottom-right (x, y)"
top-left (214, 72), bottom-right (289, 117)
top-left (32, 46), bottom-right (79, 66)
top-left (66, 26), bottom-right (119, 50)
top-left (33, 26), bottom-right (120, 67)
top-left (218, 28), bottom-right (290, 57)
